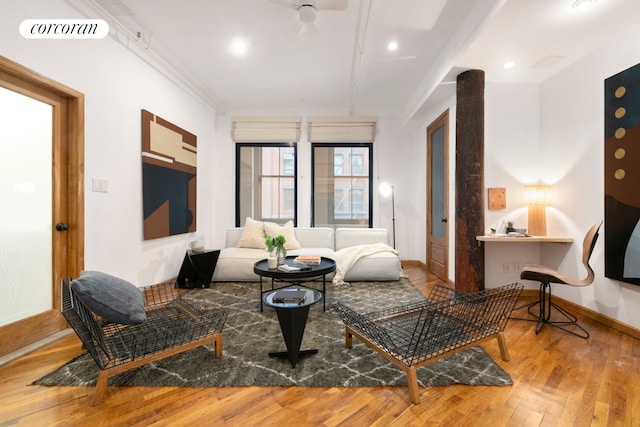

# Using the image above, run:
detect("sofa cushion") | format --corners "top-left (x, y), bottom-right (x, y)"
top-left (71, 271), bottom-right (146, 324)
top-left (213, 246), bottom-right (336, 282)
top-left (264, 220), bottom-right (301, 250)
top-left (236, 217), bottom-right (267, 249)
top-left (219, 246), bottom-right (268, 260)
top-left (224, 228), bottom-right (244, 247)
top-left (343, 252), bottom-right (401, 281)
top-left (286, 247), bottom-right (334, 259)
top-left (335, 228), bottom-right (390, 250)
top-left (213, 247), bottom-right (268, 282)
top-left (294, 227), bottom-right (334, 249)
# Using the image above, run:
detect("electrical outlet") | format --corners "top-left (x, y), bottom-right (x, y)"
top-left (514, 262), bottom-right (524, 272)
top-left (502, 263), bottom-right (512, 274)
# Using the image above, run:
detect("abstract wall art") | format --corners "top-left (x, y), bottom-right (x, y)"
top-left (141, 110), bottom-right (197, 240)
top-left (604, 63), bottom-right (640, 285)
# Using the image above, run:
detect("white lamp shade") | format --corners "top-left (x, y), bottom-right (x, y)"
top-left (524, 184), bottom-right (552, 205)
top-left (379, 182), bottom-right (393, 198)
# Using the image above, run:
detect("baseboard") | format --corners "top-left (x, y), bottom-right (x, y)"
top-left (519, 289), bottom-right (640, 340)
top-left (399, 260), bottom-right (424, 268)
top-left (0, 329), bottom-right (74, 367)
top-left (401, 260), bottom-right (455, 287)
top-left (400, 261), bottom-right (640, 340)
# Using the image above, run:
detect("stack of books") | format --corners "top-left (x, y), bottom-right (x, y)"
top-left (272, 290), bottom-right (307, 304)
top-left (293, 255), bottom-right (321, 265)
top-left (277, 264), bottom-right (310, 272)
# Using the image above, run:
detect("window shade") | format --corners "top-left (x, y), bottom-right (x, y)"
top-left (231, 116), bottom-right (301, 143)
top-left (307, 116), bottom-right (377, 143)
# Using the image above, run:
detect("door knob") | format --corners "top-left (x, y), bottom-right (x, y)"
top-left (55, 223), bottom-right (69, 231)
top-left (441, 218), bottom-right (447, 223)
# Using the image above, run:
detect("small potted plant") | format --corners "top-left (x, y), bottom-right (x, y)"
top-left (265, 234), bottom-right (286, 265)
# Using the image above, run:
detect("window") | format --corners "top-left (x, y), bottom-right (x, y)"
top-left (312, 143), bottom-right (372, 228)
top-left (351, 153), bottom-right (364, 175)
top-left (334, 153), bottom-right (344, 175)
top-left (283, 186), bottom-right (295, 214)
top-left (283, 151), bottom-right (295, 175)
top-left (236, 143), bottom-right (297, 226)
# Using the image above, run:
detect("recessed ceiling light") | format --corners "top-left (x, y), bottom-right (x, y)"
top-left (387, 41), bottom-right (398, 51)
top-left (502, 61), bottom-right (516, 69)
top-left (231, 38), bottom-right (248, 56)
top-left (572, 0), bottom-right (597, 10)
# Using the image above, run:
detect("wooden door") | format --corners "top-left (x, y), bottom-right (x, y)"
top-left (427, 111), bottom-right (449, 280)
top-left (0, 56), bottom-right (84, 356)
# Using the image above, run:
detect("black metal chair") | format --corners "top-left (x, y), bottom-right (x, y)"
top-left (512, 220), bottom-right (602, 338)
top-left (61, 278), bottom-right (227, 405)
top-left (334, 283), bottom-right (523, 404)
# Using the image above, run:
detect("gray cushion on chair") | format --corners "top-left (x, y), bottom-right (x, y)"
top-left (71, 271), bottom-right (146, 324)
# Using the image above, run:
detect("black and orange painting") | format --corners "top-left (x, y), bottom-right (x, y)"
top-left (141, 110), bottom-right (197, 240)
top-left (604, 63), bottom-right (640, 285)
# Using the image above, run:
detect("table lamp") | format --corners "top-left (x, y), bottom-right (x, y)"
top-left (525, 184), bottom-right (552, 236)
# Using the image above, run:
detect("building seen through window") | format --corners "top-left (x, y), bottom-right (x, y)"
top-left (313, 144), bottom-right (372, 228)
top-left (236, 143), bottom-right (297, 226)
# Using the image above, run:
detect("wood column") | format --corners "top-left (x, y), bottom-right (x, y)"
top-left (455, 70), bottom-right (485, 292)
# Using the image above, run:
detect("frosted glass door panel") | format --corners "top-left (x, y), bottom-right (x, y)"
top-left (431, 126), bottom-right (445, 238)
top-left (0, 86), bottom-right (53, 326)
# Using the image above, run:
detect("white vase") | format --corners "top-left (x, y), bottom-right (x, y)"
top-left (267, 256), bottom-right (277, 269)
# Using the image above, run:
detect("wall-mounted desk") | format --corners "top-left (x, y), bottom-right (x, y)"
top-left (476, 235), bottom-right (573, 244)
top-left (476, 235), bottom-right (574, 288)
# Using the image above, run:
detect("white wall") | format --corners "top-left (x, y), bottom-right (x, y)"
top-left (474, 23), bottom-right (640, 329)
top-left (212, 112), bottom-right (425, 262)
top-left (482, 83), bottom-right (546, 286)
top-left (417, 23), bottom-right (640, 330)
top-left (8, 1), bottom-right (639, 330)
top-left (418, 82), bottom-right (548, 285)
top-left (1, 0), bottom-right (217, 287)
top-left (2, 0), bottom-right (427, 290)
top-left (538, 22), bottom-right (640, 329)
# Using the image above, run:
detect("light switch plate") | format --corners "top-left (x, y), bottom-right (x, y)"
top-left (92, 178), bottom-right (108, 193)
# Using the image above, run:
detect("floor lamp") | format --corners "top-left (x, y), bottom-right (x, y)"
top-left (379, 182), bottom-right (396, 249)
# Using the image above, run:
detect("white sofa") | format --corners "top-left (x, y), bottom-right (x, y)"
top-left (212, 227), bottom-right (401, 282)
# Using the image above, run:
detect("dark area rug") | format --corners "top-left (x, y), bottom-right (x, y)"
top-left (33, 278), bottom-right (513, 389)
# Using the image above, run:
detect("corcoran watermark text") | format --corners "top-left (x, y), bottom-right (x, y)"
top-left (20, 19), bottom-right (109, 39)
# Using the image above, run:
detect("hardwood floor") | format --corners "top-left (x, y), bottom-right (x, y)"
top-left (1, 265), bottom-right (639, 426)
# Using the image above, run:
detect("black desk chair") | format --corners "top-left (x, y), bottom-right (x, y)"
top-left (512, 220), bottom-right (602, 338)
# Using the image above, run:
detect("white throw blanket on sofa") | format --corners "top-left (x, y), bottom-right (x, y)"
top-left (332, 243), bottom-right (398, 285)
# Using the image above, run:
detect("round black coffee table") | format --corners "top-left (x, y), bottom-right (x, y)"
top-left (254, 256), bottom-right (336, 312)
top-left (263, 287), bottom-right (322, 368)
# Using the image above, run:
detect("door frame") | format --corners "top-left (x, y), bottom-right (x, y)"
top-left (426, 110), bottom-right (449, 280)
top-left (0, 55), bottom-right (84, 356)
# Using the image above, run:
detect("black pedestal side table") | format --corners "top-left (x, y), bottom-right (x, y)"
top-left (254, 256), bottom-right (336, 311)
top-left (263, 288), bottom-right (322, 368)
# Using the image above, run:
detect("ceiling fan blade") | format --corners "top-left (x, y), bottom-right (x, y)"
top-left (316, 0), bottom-right (347, 11)
top-left (268, 0), bottom-right (298, 11)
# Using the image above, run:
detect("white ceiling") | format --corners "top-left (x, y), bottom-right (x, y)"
top-left (88, 0), bottom-right (640, 123)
